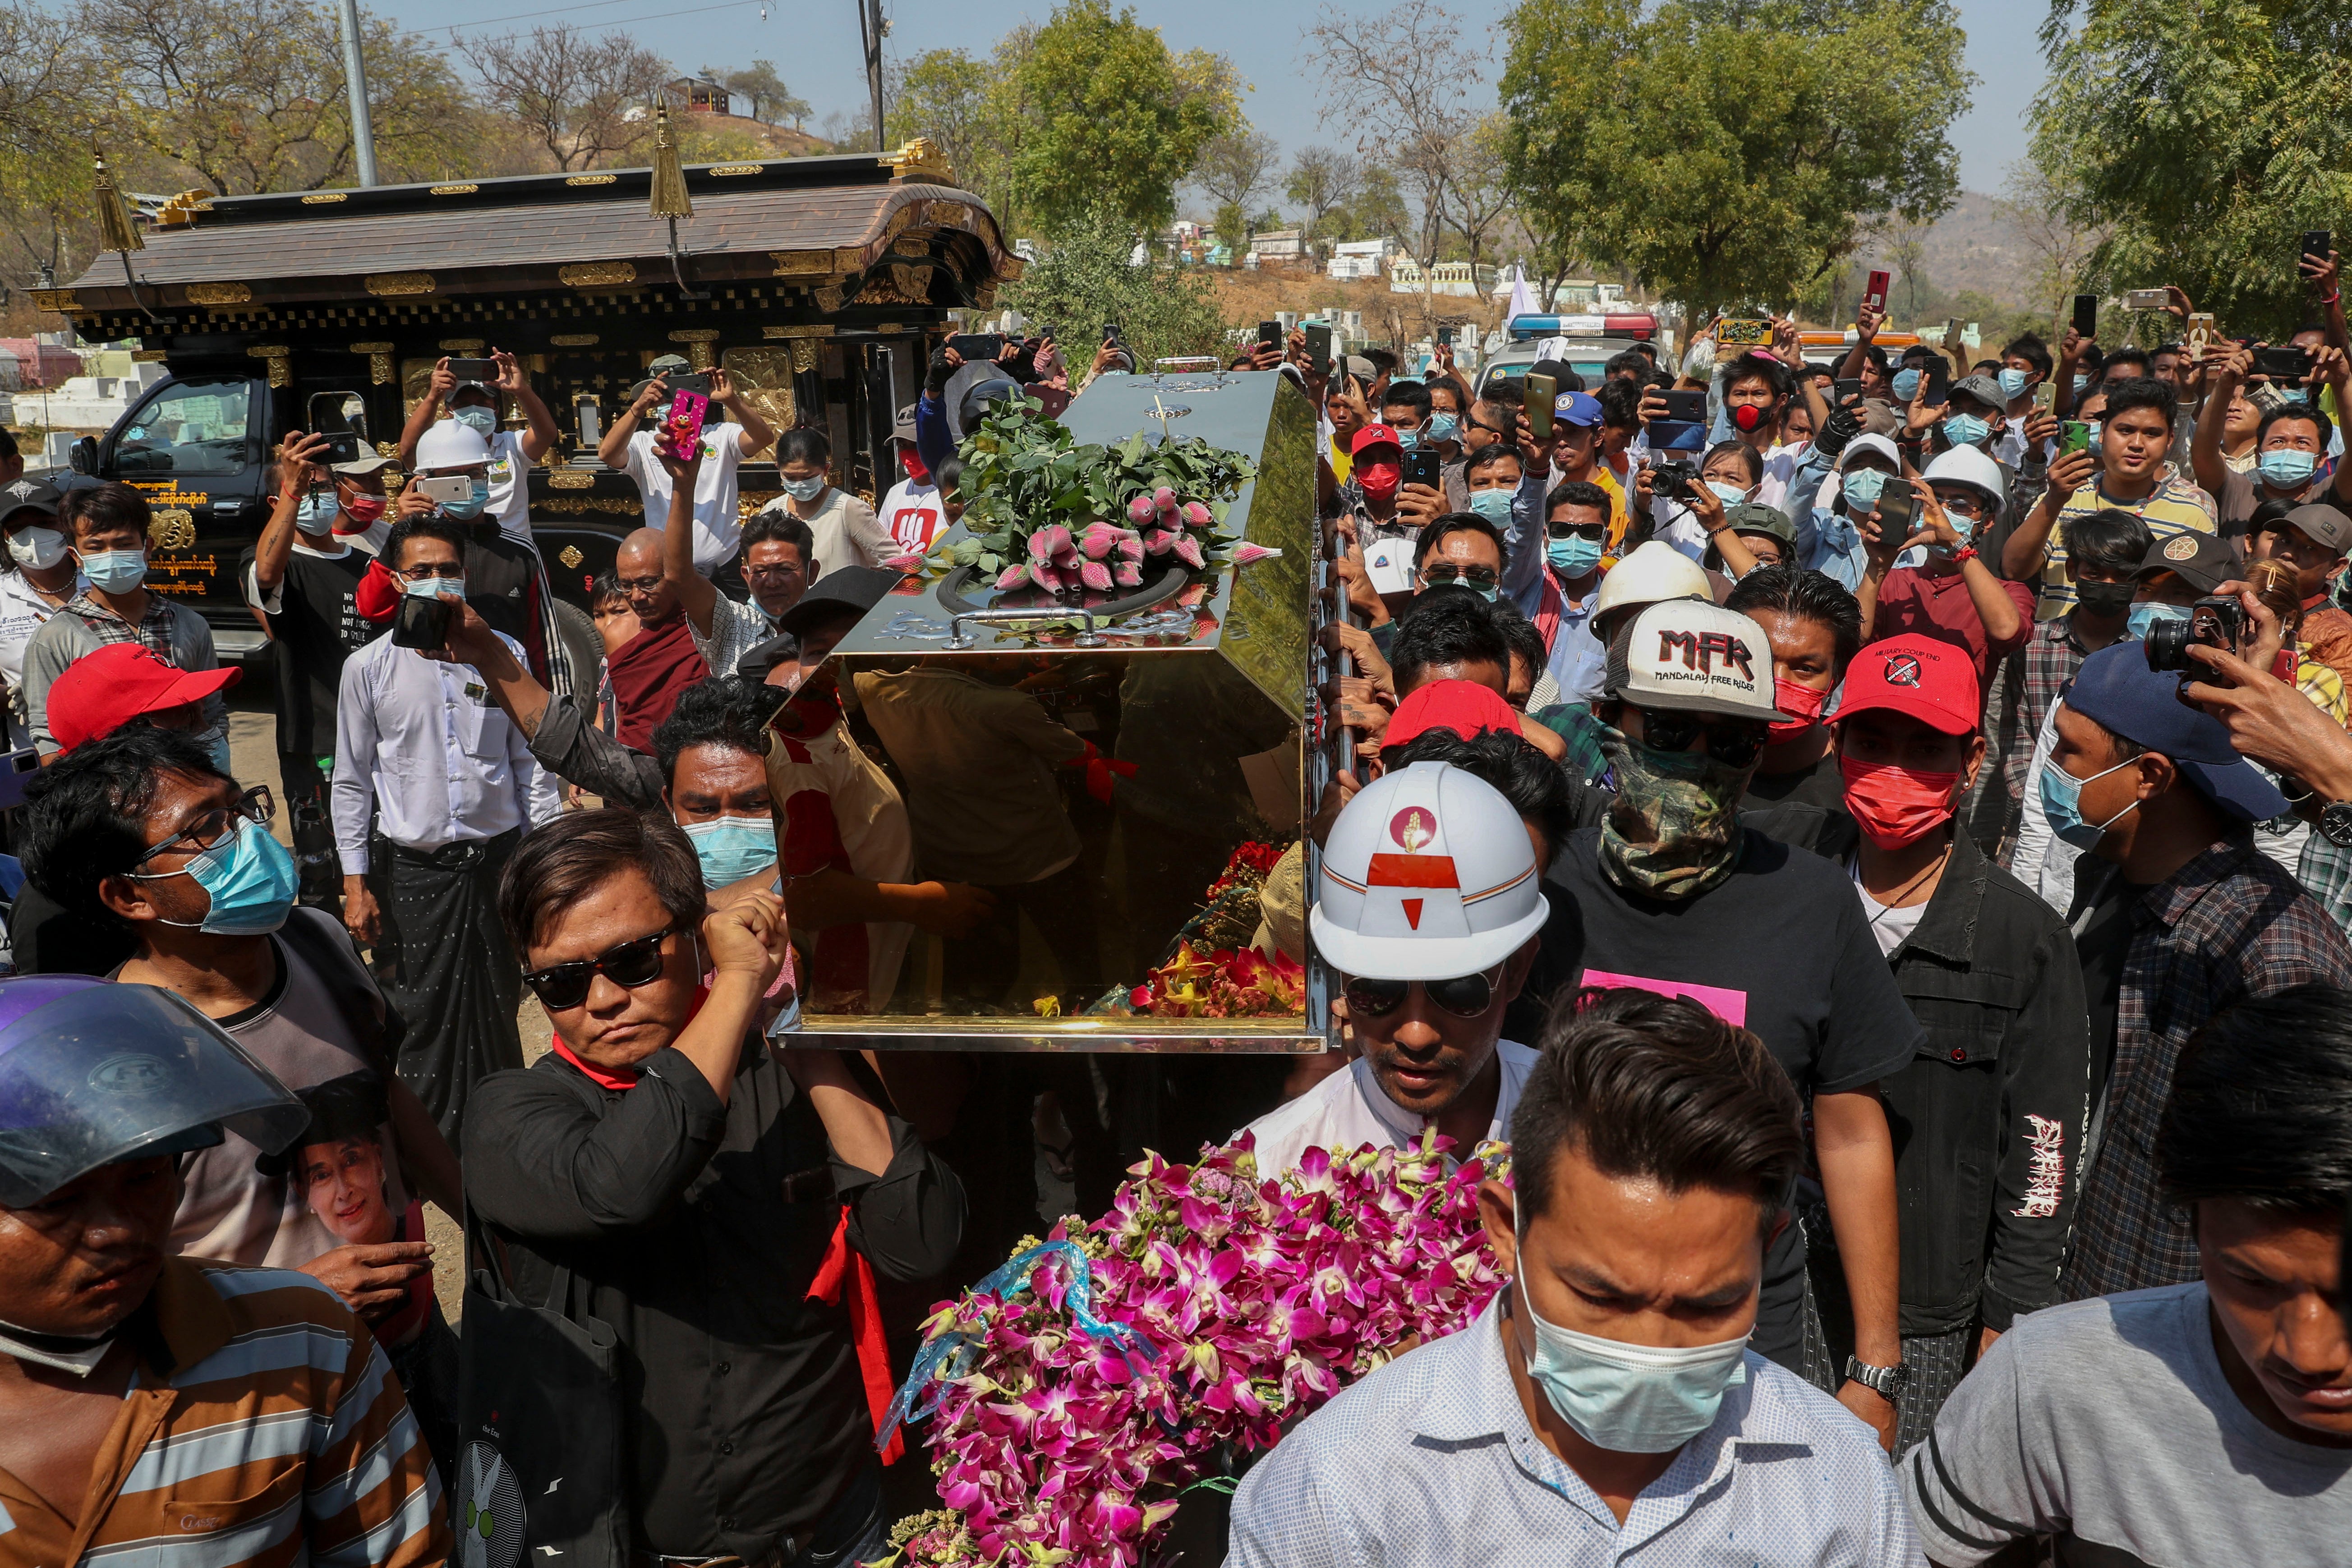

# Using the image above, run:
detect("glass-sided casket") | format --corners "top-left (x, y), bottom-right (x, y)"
top-left (798, 366), bottom-right (1321, 1053)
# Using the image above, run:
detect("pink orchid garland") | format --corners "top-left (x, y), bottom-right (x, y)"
top-left (878, 1132), bottom-right (1511, 1567)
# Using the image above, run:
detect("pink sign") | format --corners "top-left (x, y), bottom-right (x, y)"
top-left (1579, 970), bottom-right (1749, 1027)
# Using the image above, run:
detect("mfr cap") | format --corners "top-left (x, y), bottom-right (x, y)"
top-left (0, 978), bottom-right (307, 1208)
top-left (1310, 760), bottom-right (1548, 980)
top-left (1605, 599), bottom-right (1783, 723)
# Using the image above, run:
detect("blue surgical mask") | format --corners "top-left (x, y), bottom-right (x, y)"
top-left (293, 492), bottom-right (338, 534)
top-left (1943, 413), bottom-right (1991, 448)
top-left (1841, 468), bottom-right (1888, 507)
top-left (1467, 488), bottom-right (1515, 527)
top-left (79, 548), bottom-right (147, 593)
top-left (1892, 368), bottom-right (1922, 402)
top-left (681, 814), bottom-right (775, 888)
top-left (1998, 367), bottom-right (2031, 400)
top-left (2074, 374), bottom-right (2091, 393)
top-left (781, 475), bottom-right (827, 503)
top-left (1395, 427), bottom-right (1420, 450)
top-left (1547, 535), bottom-right (1603, 578)
top-left (1705, 481), bottom-right (1748, 506)
top-left (2125, 600), bottom-right (2188, 640)
top-left (1515, 1211), bottom-right (1749, 1453)
top-left (439, 479), bottom-right (491, 520)
top-left (405, 573), bottom-right (466, 600)
top-left (150, 816), bottom-right (298, 936)
top-left (2085, 420), bottom-right (2102, 446)
top-left (453, 406), bottom-right (497, 436)
top-left (2259, 449), bottom-right (2318, 488)
top-left (1424, 412), bottom-right (1459, 446)
top-left (2039, 744), bottom-right (2143, 851)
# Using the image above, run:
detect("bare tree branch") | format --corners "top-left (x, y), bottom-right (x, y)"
top-left (477, 24), bottom-right (672, 173)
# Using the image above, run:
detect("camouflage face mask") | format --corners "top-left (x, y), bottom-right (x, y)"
top-left (1597, 725), bottom-right (1753, 901)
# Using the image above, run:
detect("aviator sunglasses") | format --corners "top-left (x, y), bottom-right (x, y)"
top-left (1342, 964), bottom-right (1506, 1020)
top-left (521, 925), bottom-right (688, 1011)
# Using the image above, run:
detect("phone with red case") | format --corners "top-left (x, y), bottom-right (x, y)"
top-left (656, 388), bottom-right (709, 462)
top-left (1864, 270), bottom-right (1890, 313)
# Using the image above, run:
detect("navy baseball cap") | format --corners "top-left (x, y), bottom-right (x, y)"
top-left (2063, 643), bottom-right (2286, 822)
top-left (1555, 391), bottom-right (1603, 428)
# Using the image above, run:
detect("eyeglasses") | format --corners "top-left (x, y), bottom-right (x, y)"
top-left (130, 786), bottom-right (274, 871)
top-left (1343, 966), bottom-right (1505, 1020)
top-left (520, 925), bottom-right (686, 1011)
top-left (1420, 565), bottom-right (1500, 591)
top-left (745, 563), bottom-right (805, 583)
top-left (398, 562), bottom-right (465, 582)
top-left (615, 574), bottom-right (666, 593)
top-left (1632, 705), bottom-right (1769, 768)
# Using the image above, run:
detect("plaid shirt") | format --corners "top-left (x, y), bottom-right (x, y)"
top-left (2063, 840), bottom-right (2352, 1299)
top-left (2000, 615), bottom-right (2090, 810)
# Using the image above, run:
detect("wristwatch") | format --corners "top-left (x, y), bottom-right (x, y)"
top-left (2320, 800), bottom-right (2352, 849)
top-left (1844, 1355), bottom-right (1912, 1398)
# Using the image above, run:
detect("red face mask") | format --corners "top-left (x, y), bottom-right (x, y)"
top-left (1355, 460), bottom-right (1401, 500)
top-left (1731, 402), bottom-right (1769, 434)
top-left (1840, 755), bottom-right (1961, 850)
top-left (1768, 676), bottom-right (1828, 741)
top-left (336, 493), bottom-right (387, 530)
top-left (902, 449), bottom-right (930, 487)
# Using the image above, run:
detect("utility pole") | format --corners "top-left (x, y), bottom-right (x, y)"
top-left (858, 0), bottom-right (887, 152)
top-left (337, 0), bottom-right (381, 187)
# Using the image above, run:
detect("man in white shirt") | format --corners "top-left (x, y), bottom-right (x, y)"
top-left (396, 351), bottom-right (561, 547)
top-left (1240, 758), bottom-right (1548, 1177)
top-left (0, 477), bottom-right (83, 750)
top-left (333, 515), bottom-right (561, 1140)
top-left (599, 355), bottom-right (777, 572)
top-left (877, 409), bottom-right (945, 553)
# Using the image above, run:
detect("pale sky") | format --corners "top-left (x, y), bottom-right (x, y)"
top-left (386, 0), bottom-right (2050, 196)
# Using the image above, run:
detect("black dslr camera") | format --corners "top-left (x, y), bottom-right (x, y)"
top-left (2145, 596), bottom-right (2246, 672)
top-left (1651, 460), bottom-right (1699, 501)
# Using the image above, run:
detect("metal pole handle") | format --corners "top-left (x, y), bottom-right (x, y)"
top-left (946, 606), bottom-right (1104, 649)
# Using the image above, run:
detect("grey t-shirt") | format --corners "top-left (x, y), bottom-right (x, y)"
top-left (1902, 1283), bottom-right (2352, 1566)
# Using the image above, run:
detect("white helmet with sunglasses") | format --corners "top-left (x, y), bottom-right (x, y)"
top-left (1311, 760), bottom-right (1549, 981)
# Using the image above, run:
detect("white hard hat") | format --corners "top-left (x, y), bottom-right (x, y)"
top-left (1923, 443), bottom-right (2007, 507)
top-left (1310, 760), bottom-right (1548, 980)
top-left (1604, 598), bottom-right (1782, 722)
top-left (1838, 432), bottom-right (1901, 474)
top-left (1594, 539), bottom-right (1710, 623)
top-left (415, 419), bottom-right (493, 470)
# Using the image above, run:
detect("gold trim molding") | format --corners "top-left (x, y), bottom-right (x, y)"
top-left (438, 338), bottom-right (485, 354)
top-left (548, 333), bottom-right (600, 348)
top-left (301, 192), bottom-right (347, 204)
top-left (246, 344), bottom-right (291, 387)
top-left (364, 271), bottom-right (435, 296)
top-left (707, 163), bottom-right (762, 176)
top-left (185, 281), bottom-right (251, 306)
top-left (546, 470), bottom-right (595, 490)
top-left (879, 137), bottom-right (955, 186)
top-left (760, 324), bottom-right (833, 339)
top-left (559, 262), bottom-right (637, 288)
top-left (770, 251), bottom-right (836, 277)
top-left (349, 340), bottom-right (396, 384)
top-left (132, 349), bottom-right (170, 361)
top-left (31, 290), bottom-right (77, 311)
top-left (429, 183), bottom-right (479, 196)
top-left (566, 173), bottom-right (617, 187)
top-left (667, 328), bottom-right (722, 370)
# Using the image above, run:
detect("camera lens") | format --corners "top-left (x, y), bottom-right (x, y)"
top-left (2145, 618), bottom-right (2191, 672)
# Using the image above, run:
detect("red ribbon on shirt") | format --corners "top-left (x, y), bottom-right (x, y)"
top-left (1059, 739), bottom-right (1137, 803)
top-left (807, 1207), bottom-right (903, 1465)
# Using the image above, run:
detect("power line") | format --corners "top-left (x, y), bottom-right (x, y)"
top-left (397, 0), bottom-right (759, 42)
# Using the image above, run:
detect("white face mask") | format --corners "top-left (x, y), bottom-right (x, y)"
top-left (7, 524), bottom-right (67, 570)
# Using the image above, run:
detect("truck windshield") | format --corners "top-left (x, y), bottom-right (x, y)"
top-left (115, 377), bottom-right (254, 477)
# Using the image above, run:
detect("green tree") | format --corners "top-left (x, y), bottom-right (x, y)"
top-left (1499, 0), bottom-right (1971, 324)
top-left (1004, 0), bottom-right (1239, 235)
top-left (1284, 145), bottom-right (1358, 246)
top-left (1326, 163), bottom-right (1408, 246)
top-left (1002, 205), bottom-right (1230, 365)
top-left (2029, 0), bottom-right (2352, 338)
top-left (700, 60), bottom-right (807, 127)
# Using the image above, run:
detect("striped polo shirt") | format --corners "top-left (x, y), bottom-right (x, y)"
top-left (2036, 468), bottom-right (2219, 617)
top-left (0, 1257), bottom-right (447, 1568)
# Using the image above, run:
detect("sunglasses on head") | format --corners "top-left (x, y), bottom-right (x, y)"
top-left (1632, 705), bottom-right (1769, 768)
top-left (1343, 965), bottom-right (1505, 1020)
top-left (521, 925), bottom-right (686, 1011)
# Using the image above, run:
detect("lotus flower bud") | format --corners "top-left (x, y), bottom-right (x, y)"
top-left (1028, 531), bottom-right (1055, 565)
top-left (1153, 486), bottom-right (1177, 511)
top-left (1230, 541), bottom-right (1283, 565)
top-left (996, 563), bottom-right (1032, 590)
top-left (881, 552), bottom-right (928, 573)
top-left (1144, 529), bottom-right (1174, 555)
top-left (1114, 561), bottom-right (1143, 587)
top-left (1116, 534), bottom-right (1144, 561)
top-left (1080, 561), bottom-right (1112, 591)
top-left (1127, 494), bottom-right (1156, 524)
top-left (1172, 534), bottom-right (1206, 569)
top-left (1181, 501), bottom-right (1212, 528)
top-left (1079, 526), bottom-right (1116, 560)
top-left (1030, 563), bottom-right (1066, 594)
top-left (1036, 523), bottom-right (1073, 560)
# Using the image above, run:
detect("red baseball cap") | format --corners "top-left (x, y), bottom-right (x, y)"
top-left (1352, 423), bottom-right (1403, 457)
top-left (1381, 678), bottom-right (1524, 751)
top-left (1836, 635), bottom-right (1978, 736)
top-left (48, 643), bottom-right (240, 754)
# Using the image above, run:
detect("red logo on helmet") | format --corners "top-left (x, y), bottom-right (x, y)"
top-left (1389, 806), bottom-right (1437, 851)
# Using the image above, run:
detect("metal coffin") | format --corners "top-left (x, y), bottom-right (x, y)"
top-left (802, 369), bottom-right (1319, 1051)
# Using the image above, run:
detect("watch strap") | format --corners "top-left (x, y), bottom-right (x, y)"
top-left (1844, 1354), bottom-right (1911, 1395)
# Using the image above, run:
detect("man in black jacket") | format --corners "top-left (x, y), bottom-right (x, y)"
top-left (1827, 635), bottom-right (2090, 1452)
top-left (465, 809), bottom-right (964, 1566)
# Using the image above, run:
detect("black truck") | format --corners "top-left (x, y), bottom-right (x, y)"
top-left (42, 138), bottom-right (1016, 660)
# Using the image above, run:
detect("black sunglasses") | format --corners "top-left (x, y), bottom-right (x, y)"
top-left (1547, 520), bottom-right (1608, 541)
top-left (1343, 966), bottom-right (1505, 1021)
top-left (521, 926), bottom-right (686, 1011)
top-left (1633, 705), bottom-right (1769, 769)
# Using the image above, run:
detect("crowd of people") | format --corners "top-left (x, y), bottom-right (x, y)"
top-left (0, 253), bottom-right (2349, 1568)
